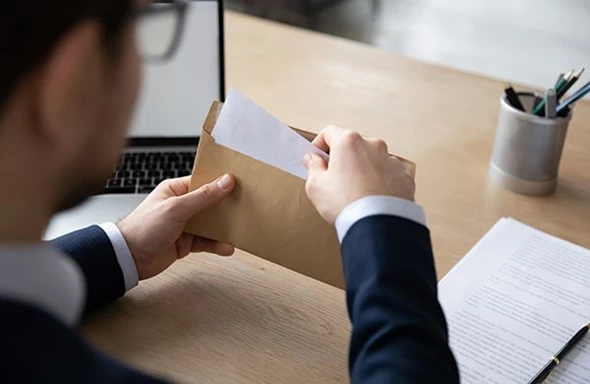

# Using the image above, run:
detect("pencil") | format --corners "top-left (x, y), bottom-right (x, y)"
top-left (557, 68), bottom-right (585, 100)
top-left (504, 82), bottom-right (525, 112)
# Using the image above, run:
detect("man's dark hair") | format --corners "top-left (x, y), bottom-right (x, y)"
top-left (0, 0), bottom-right (134, 112)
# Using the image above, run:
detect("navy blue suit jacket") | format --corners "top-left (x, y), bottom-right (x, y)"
top-left (0, 217), bottom-right (459, 383)
top-left (343, 216), bottom-right (459, 383)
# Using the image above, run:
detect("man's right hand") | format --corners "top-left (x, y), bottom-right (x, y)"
top-left (303, 125), bottom-right (415, 225)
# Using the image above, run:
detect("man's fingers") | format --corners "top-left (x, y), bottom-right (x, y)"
top-left (169, 174), bottom-right (235, 221)
top-left (368, 138), bottom-right (389, 155)
top-left (312, 125), bottom-right (349, 153)
top-left (191, 236), bottom-right (235, 256)
top-left (160, 176), bottom-right (193, 196)
top-left (303, 153), bottom-right (328, 174)
top-left (304, 153), bottom-right (328, 201)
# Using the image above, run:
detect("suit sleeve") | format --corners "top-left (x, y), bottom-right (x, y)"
top-left (51, 226), bottom-right (126, 313)
top-left (342, 215), bottom-right (460, 384)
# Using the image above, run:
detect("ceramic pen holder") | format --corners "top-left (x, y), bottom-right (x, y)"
top-left (489, 92), bottom-right (572, 196)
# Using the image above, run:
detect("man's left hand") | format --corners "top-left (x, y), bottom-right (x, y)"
top-left (117, 175), bottom-right (236, 281)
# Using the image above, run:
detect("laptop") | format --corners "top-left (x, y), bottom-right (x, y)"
top-left (45, 0), bottom-right (225, 240)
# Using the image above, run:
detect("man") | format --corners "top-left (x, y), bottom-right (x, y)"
top-left (0, 0), bottom-right (459, 383)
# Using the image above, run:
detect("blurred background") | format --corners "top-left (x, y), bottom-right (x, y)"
top-left (226, 0), bottom-right (590, 91)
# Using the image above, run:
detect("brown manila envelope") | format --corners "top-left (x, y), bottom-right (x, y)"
top-left (185, 91), bottom-right (416, 289)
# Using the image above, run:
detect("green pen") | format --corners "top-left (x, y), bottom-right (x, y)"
top-left (554, 73), bottom-right (566, 89)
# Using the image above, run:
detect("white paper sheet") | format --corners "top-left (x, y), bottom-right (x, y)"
top-left (211, 89), bottom-right (329, 180)
top-left (439, 218), bottom-right (590, 384)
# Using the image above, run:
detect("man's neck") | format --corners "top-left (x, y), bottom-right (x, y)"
top-left (0, 96), bottom-right (61, 242)
top-left (0, 134), bottom-right (57, 242)
top-left (0, 177), bottom-right (55, 242)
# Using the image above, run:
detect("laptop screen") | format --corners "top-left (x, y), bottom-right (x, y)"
top-left (130, 0), bottom-right (223, 140)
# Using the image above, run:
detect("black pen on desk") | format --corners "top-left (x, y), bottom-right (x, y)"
top-left (556, 81), bottom-right (590, 115)
top-left (528, 323), bottom-right (590, 384)
top-left (557, 68), bottom-right (585, 100)
top-left (504, 82), bottom-right (525, 111)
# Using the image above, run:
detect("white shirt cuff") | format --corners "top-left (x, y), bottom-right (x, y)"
top-left (335, 196), bottom-right (427, 243)
top-left (99, 223), bottom-right (139, 292)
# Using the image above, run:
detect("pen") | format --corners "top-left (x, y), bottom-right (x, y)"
top-left (545, 88), bottom-right (557, 118)
top-left (554, 73), bottom-right (566, 89)
top-left (504, 82), bottom-right (525, 112)
top-left (534, 70), bottom-right (575, 116)
top-left (528, 323), bottom-right (590, 384)
top-left (556, 81), bottom-right (590, 115)
top-left (556, 70), bottom-right (574, 92)
top-left (557, 68), bottom-right (585, 100)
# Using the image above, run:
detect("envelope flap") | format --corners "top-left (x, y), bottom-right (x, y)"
top-left (202, 101), bottom-right (224, 135)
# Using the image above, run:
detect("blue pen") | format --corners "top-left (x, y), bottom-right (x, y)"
top-left (556, 81), bottom-right (590, 115)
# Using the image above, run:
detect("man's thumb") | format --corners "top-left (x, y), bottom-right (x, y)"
top-left (303, 153), bottom-right (327, 176)
top-left (172, 174), bottom-right (235, 220)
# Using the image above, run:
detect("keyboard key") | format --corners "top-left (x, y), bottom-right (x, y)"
top-left (129, 162), bottom-right (143, 171)
top-left (147, 170), bottom-right (161, 178)
top-left (100, 187), bottom-right (136, 195)
top-left (162, 170), bottom-right (177, 179)
top-left (118, 170), bottom-right (131, 178)
top-left (139, 178), bottom-right (153, 186)
top-left (123, 179), bottom-right (137, 188)
top-left (181, 155), bottom-right (195, 163)
top-left (131, 170), bottom-right (146, 178)
top-left (178, 170), bottom-right (191, 177)
top-left (145, 163), bottom-right (159, 171)
top-left (107, 178), bottom-right (121, 188)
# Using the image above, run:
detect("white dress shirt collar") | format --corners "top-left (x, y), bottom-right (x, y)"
top-left (0, 245), bottom-right (85, 326)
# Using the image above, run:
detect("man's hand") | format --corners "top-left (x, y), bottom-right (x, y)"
top-left (304, 126), bottom-right (415, 225)
top-left (117, 175), bottom-right (236, 281)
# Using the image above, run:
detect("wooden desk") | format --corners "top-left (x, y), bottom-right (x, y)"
top-left (82, 11), bottom-right (590, 383)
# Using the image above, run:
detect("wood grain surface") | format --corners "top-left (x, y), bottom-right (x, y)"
top-left (82, 11), bottom-right (590, 383)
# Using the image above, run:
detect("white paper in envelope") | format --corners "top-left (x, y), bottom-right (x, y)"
top-left (212, 89), bottom-right (329, 180)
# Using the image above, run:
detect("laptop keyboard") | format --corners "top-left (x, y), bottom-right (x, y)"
top-left (102, 151), bottom-right (196, 195)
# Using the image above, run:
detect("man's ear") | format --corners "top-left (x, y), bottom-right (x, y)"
top-left (35, 20), bottom-right (105, 148)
